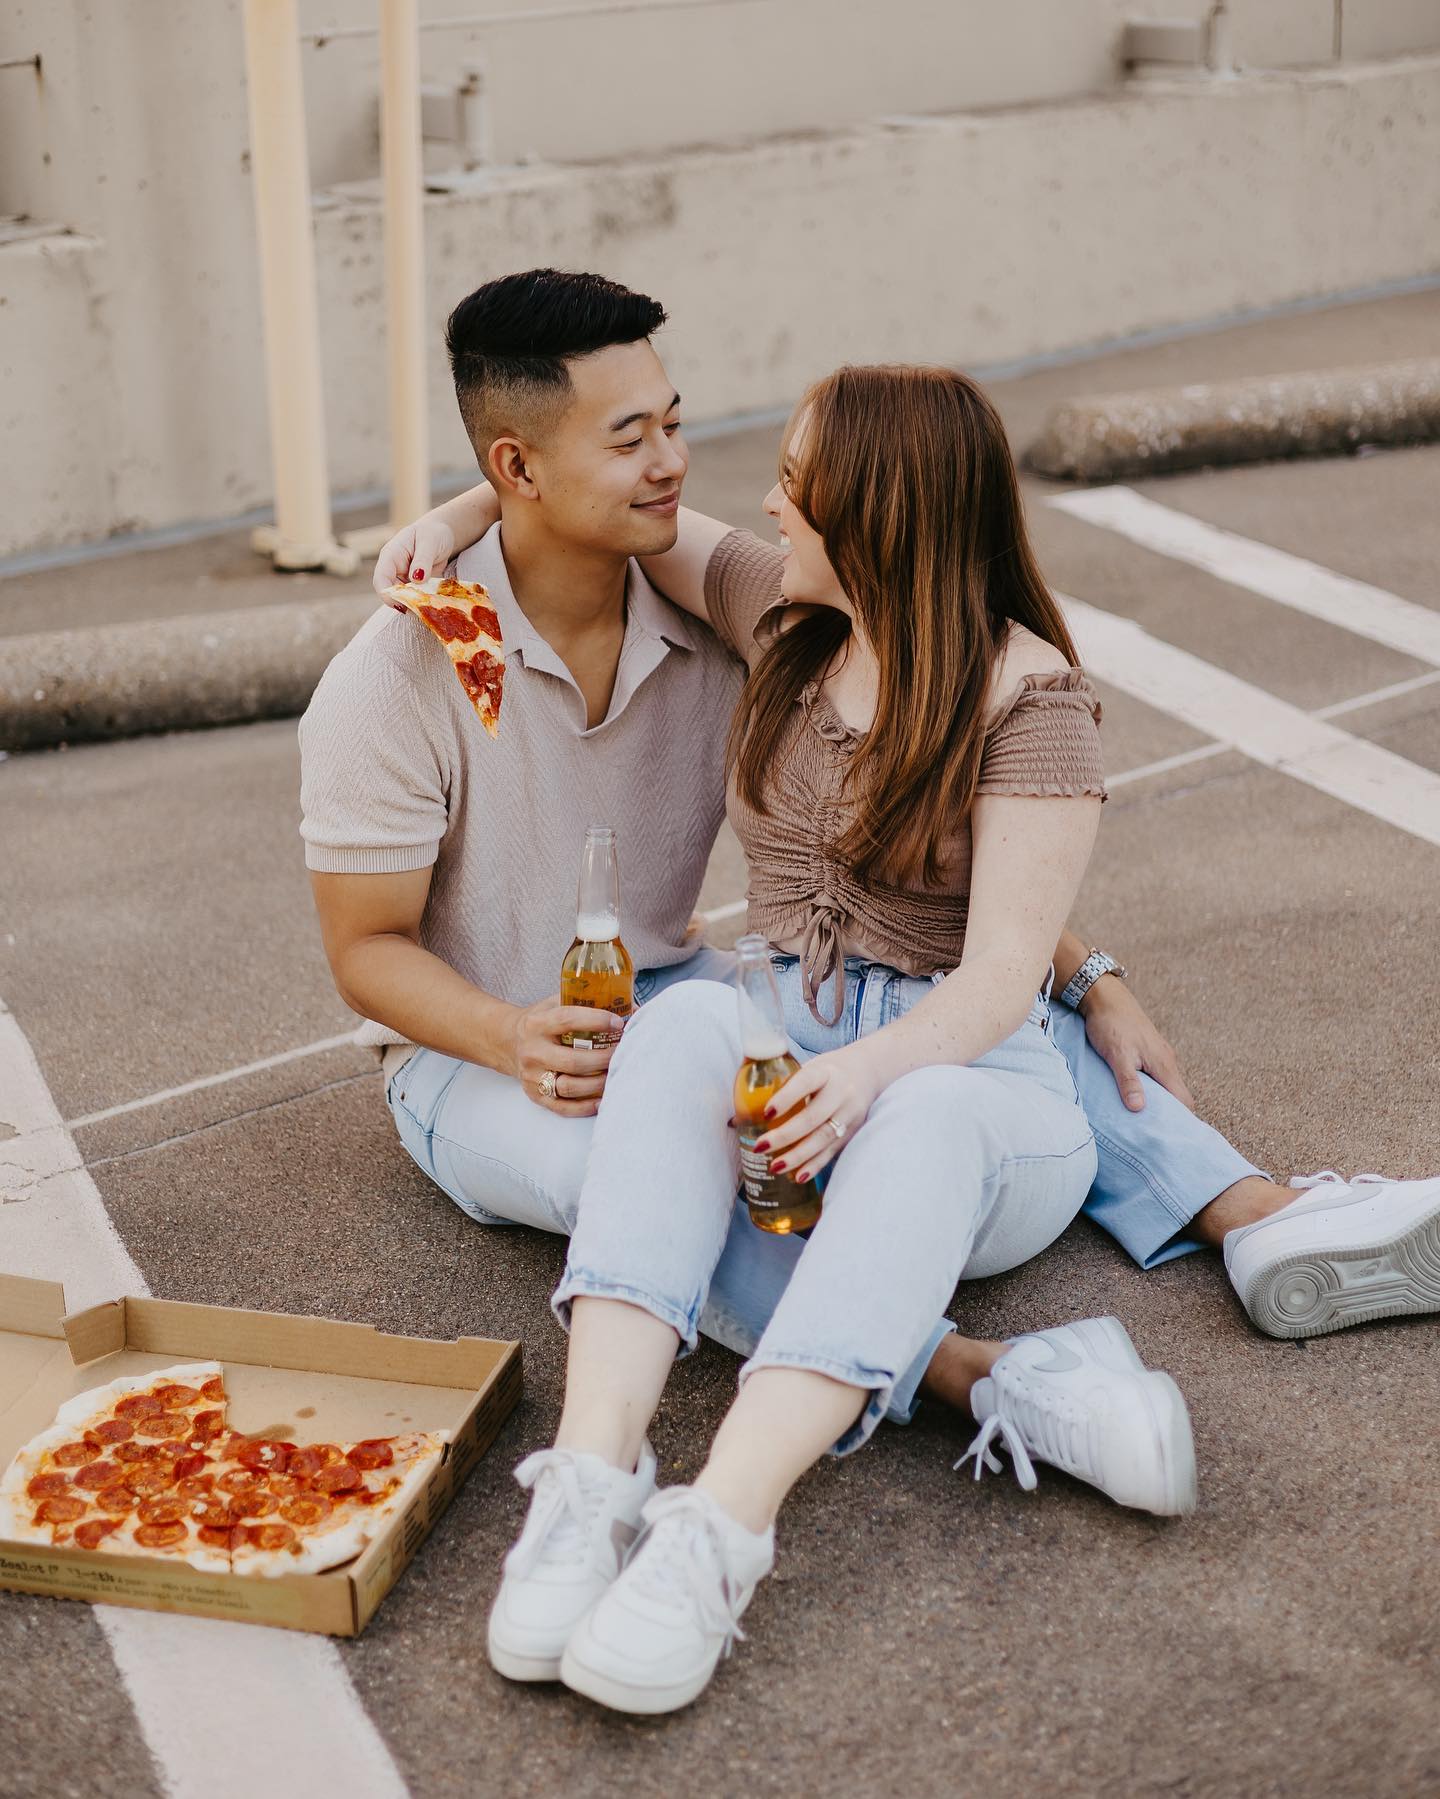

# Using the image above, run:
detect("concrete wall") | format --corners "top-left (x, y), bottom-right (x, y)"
top-left (1, 0), bottom-right (1439, 560)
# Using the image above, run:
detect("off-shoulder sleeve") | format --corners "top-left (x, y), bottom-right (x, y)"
top-left (704, 529), bottom-right (786, 666)
top-left (977, 670), bottom-right (1107, 800)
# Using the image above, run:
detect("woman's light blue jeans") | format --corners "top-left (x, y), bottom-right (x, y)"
top-left (551, 958), bottom-right (1098, 1454)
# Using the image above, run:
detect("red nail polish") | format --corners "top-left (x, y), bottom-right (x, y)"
top-left (754, 1139), bottom-right (770, 1154)
top-left (771, 1159), bottom-right (786, 1174)
top-left (763, 1106), bottom-right (776, 1119)
top-left (412, 567), bottom-right (425, 581)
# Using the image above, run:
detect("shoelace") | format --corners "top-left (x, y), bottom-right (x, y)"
top-left (955, 1375), bottom-right (1091, 1492)
top-left (503, 1450), bottom-right (600, 1580)
top-left (625, 1492), bottom-right (749, 1659)
top-left (1292, 1169), bottom-right (1386, 1190)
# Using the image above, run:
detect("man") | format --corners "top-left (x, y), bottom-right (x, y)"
top-left (300, 268), bottom-right (1439, 1483)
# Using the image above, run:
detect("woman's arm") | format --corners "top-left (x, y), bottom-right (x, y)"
top-left (372, 484), bottom-right (499, 594)
top-left (760, 793), bottom-right (1101, 1179)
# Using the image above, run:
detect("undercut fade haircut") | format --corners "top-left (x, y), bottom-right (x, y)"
top-left (445, 269), bottom-right (668, 464)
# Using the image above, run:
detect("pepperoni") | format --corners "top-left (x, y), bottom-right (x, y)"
top-left (235, 1439), bottom-right (290, 1474)
top-left (154, 1385), bottom-right (200, 1406)
top-left (190, 1409), bottom-right (224, 1440)
top-left (346, 1440), bottom-right (395, 1471)
top-left (197, 1524), bottom-right (239, 1550)
top-left (279, 1495), bottom-right (330, 1526)
top-left (92, 1418), bottom-right (135, 1445)
top-left (73, 1461), bottom-right (119, 1490)
top-left (171, 1452), bottom-right (209, 1483)
top-left (115, 1394), bottom-right (164, 1419)
top-left (227, 1490), bottom-right (277, 1520)
top-left (128, 1464), bottom-right (177, 1495)
top-left (216, 1468), bottom-right (263, 1496)
top-left (175, 1476), bottom-right (213, 1501)
top-left (34, 1496), bottom-right (86, 1524)
top-left (312, 1463), bottom-right (361, 1495)
top-left (137, 1496), bottom-right (188, 1526)
top-left (133, 1521), bottom-right (188, 1549)
top-left (243, 1523), bottom-right (296, 1553)
top-left (418, 602), bottom-right (481, 645)
top-left (267, 1473), bottom-right (307, 1497)
top-left (26, 1473), bottom-right (72, 1499)
top-left (191, 1501), bottom-right (233, 1530)
top-left (94, 1484), bottom-right (136, 1516)
top-left (199, 1377), bottom-right (226, 1401)
top-left (52, 1441), bottom-right (95, 1468)
top-left (287, 1445), bottom-right (341, 1478)
top-left (74, 1518), bottom-right (120, 1550)
top-left (456, 653), bottom-right (504, 712)
top-left (135, 1412), bottom-right (189, 1440)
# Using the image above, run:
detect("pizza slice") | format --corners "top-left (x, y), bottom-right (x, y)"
top-left (385, 573), bottom-right (506, 738)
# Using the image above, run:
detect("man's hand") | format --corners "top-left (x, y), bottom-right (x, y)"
top-left (1080, 977), bottom-right (1194, 1114)
top-left (510, 995), bottom-right (632, 1118)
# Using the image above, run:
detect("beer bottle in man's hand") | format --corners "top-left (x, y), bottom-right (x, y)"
top-left (733, 933), bottom-right (822, 1235)
top-left (560, 825), bottom-right (634, 1048)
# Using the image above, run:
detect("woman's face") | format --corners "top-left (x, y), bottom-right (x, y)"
top-left (763, 415), bottom-right (851, 616)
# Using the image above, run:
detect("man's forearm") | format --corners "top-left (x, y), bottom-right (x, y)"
top-left (336, 933), bottom-right (519, 1075)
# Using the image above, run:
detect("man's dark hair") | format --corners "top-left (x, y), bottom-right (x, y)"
top-left (445, 269), bottom-right (667, 461)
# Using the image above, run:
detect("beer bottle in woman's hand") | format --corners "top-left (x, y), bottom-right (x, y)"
top-left (733, 934), bottom-right (823, 1234)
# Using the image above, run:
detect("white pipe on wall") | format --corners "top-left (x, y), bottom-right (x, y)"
top-left (378, 0), bottom-right (431, 530)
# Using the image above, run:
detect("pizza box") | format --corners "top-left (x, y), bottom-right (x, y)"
top-left (0, 1272), bottom-right (521, 1635)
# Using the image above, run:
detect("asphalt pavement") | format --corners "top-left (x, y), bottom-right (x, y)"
top-left (2, 290), bottom-right (1438, 1799)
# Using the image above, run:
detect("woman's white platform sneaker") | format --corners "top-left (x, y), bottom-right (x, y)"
top-left (1225, 1171), bottom-right (1440, 1339)
top-left (560, 1486), bottom-right (774, 1715)
top-left (487, 1441), bottom-right (657, 1683)
top-left (959, 1316), bottom-right (1197, 1516)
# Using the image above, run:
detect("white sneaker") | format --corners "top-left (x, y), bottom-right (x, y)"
top-left (1225, 1171), bottom-right (1440, 1339)
top-left (560, 1486), bottom-right (774, 1715)
top-left (959, 1316), bottom-right (1197, 1517)
top-left (486, 1441), bottom-right (657, 1682)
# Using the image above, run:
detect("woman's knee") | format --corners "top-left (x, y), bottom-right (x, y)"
top-left (618, 978), bottom-right (740, 1069)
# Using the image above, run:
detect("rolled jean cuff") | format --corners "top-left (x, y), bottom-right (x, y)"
top-left (737, 1348), bottom-right (898, 1458)
top-left (551, 1268), bottom-right (702, 1356)
top-left (1088, 1129), bottom-right (1265, 1270)
top-left (886, 1318), bottom-right (954, 1427)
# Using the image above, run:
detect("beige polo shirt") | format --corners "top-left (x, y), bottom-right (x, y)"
top-left (299, 523), bottom-right (743, 1046)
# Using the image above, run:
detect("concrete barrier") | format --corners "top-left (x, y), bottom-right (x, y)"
top-left (0, 596), bottom-right (374, 751)
top-left (1025, 359), bottom-right (1440, 481)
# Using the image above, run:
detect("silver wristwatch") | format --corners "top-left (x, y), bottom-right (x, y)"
top-left (1059, 948), bottom-right (1127, 1010)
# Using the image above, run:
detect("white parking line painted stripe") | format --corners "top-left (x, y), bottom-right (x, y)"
top-left (1062, 596), bottom-right (1440, 847)
top-left (699, 897), bottom-right (749, 923)
top-left (0, 998), bottom-right (410, 1799)
top-left (1051, 487), bottom-right (1440, 667)
top-left (65, 1030), bottom-right (363, 1130)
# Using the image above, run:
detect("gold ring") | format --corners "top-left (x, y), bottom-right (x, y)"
top-left (539, 1070), bottom-right (558, 1100)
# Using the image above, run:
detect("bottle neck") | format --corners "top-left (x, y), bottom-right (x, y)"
top-left (575, 831), bottom-right (621, 942)
top-left (735, 953), bottom-right (787, 1061)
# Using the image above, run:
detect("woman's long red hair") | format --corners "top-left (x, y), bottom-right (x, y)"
top-left (728, 364), bottom-right (1080, 887)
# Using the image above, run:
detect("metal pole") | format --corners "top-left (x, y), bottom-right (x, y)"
top-left (379, 0), bottom-right (430, 527)
top-left (242, 0), bottom-right (356, 573)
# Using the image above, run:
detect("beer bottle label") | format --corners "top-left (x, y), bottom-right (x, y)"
top-left (738, 1135), bottom-right (780, 1206)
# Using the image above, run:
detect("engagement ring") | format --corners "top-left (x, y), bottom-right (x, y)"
top-left (829, 1117), bottom-right (847, 1142)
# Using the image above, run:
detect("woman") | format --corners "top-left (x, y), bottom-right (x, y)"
top-left (381, 365), bottom-right (1196, 1714)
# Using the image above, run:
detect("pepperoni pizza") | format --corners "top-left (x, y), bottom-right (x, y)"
top-left (0, 1362), bottom-right (448, 1577)
top-left (386, 573), bottom-right (506, 737)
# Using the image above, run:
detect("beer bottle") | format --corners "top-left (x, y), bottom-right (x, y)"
top-left (733, 933), bottom-right (823, 1235)
top-left (560, 825), bottom-right (634, 1048)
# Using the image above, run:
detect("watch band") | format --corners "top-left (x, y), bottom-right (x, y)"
top-left (1059, 948), bottom-right (1126, 1010)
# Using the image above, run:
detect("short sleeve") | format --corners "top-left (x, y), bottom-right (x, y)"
top-left (977, 671), bottom-right (1107, 800)
top-left (299, 639), bottom-right (449, 873)
top-left (704, 529), bottom-right (786, 666)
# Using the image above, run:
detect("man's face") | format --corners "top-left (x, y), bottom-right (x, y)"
top-left (520, 340), bottom-right (689, 556)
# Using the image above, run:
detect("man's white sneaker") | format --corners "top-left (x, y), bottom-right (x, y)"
top-left (560, 1486), bottom-right (774, 1715)
top-left (486, 1441), bottom-right (657, 1683)
top-left (1225, 1171), bottom-right (1440, 1339)
top-left (959, 1316), bottom-right (1196, 1517)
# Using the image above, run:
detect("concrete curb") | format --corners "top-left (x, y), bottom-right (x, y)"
top-left (0, 595), bottom-right (375, 751)
top-left (1024, 358), bottom-right (1440, 482)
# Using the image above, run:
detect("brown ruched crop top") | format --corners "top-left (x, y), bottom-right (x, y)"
top-left (704, 529), bottom-right (1107, 1023)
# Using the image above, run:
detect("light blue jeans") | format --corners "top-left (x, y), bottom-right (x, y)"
top-left (552, 959), bottom-right (1097, 1453)
top-left (387, 945), bottom-right (1259, 1425)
